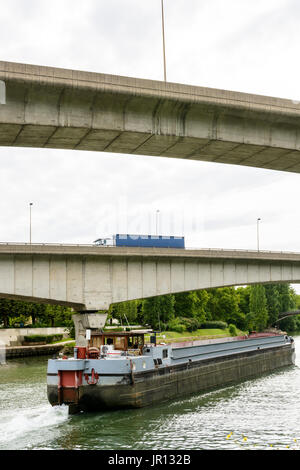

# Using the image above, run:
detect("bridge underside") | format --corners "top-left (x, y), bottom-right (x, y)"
top-left (1, 62), bottom-right (300, 173)
top-left (0, 292), bottom-right (85, 311)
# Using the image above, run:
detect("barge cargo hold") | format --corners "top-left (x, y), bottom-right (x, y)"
top-left (47, 314), bottom-right (295, 413)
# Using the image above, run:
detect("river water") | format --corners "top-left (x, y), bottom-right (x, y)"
top-left (1, 336), bottom-right (300, 451)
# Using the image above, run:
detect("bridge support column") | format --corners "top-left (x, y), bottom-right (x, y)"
top-left (72, 312), bottom-right (108, 347)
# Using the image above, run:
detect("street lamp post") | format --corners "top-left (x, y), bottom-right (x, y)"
top-left (156, 210), bottom-right (160, 235)
top-left (29, 203), bottom-right (33, 245)
top-left (257, 218), bottom-right (261, 252)
top-left (161, 0), bottom-right (167, 82)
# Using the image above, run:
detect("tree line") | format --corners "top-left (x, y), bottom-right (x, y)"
top-left (0, 283), bottom-right (299, 334)
top-left (109, 283), bottom-right (300, 333)
top-left (0, 300), bottom-right (73, 330)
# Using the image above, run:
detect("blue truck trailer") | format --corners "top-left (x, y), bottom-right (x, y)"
top-left (94, 234), bottom-right (185, 249)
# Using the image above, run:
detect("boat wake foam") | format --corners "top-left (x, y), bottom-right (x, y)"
top-left (0, 404), bottom-right (69, 447)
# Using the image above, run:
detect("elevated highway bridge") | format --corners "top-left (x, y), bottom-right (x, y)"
top-left (0, 243), bottom-right (299, 311)
top-left (1, 61), bottom-right (300, 172)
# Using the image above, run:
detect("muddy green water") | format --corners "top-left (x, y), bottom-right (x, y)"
top-left (1, 336), bottom-right (300, 450)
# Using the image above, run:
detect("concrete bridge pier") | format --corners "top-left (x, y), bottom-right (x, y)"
top-left (72, 312), bottom-right (108, 347)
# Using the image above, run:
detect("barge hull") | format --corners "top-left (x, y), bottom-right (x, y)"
top-left (47, 344), bottom-right (295, 411)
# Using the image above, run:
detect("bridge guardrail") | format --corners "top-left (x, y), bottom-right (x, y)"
top-left (0, 242), bottom-right (298, 255)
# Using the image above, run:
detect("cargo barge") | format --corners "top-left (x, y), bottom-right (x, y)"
top-left (47, 314), bottom-right (295, 414)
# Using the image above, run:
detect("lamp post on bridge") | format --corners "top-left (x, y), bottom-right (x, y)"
top-left (156, 210), bottom-right (160, 235)
top-left (29, 203), bottom-right (33, 245)
top-left (257, 218), bottom-right (261, 252)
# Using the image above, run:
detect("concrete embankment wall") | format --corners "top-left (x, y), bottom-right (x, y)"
top-left (5, 342), bottom-right (70, 359)
top-left (0, 327), bottom-right (69, 347)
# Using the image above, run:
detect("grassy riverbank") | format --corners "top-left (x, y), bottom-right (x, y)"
top-left (145, 327), bottom-right (246, 344)
top-left (57, 329), bottom-right (245, 352)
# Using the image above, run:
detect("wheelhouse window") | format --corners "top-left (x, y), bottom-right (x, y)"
top-left (89, 331), bottom-right (145, 354)
top-left (115, 336), bottom-right (126, 350)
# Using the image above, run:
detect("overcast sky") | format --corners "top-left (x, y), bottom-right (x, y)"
top-left (1, 0), bottom-right (300, 289)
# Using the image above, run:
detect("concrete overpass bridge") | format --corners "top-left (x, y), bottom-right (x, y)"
top-left (1, 61), bottom-right (300, 173)
top-left (0, 244), bottom-right (299, 312)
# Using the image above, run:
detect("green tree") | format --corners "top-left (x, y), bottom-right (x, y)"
top-left (248, 284), bottom-right (268, 332)
top-left (195, 290), bottom-right (209, 324)
top-left (0, 297), bottom-right (75, 329)
top-left (294, 294), bottom-right (300, 310)
top-left (174, 291), bottom-right (208, 324)
top-left (272, 284), bottom-right (297, 331)
top-left (264, 284), bottom-right (281, 327)
top-left (277, 284), bottom-right (296, 313)
top-left (237, 286), bottom-right (251, 316)
top-left (0, 299), bottom-right (31, 327)
top-left (205, 287), bottom-right (243, 327)
top-left (141, 294), bottom-right (175, 330)
top-left (174, 292), bottom-right (199, 318)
